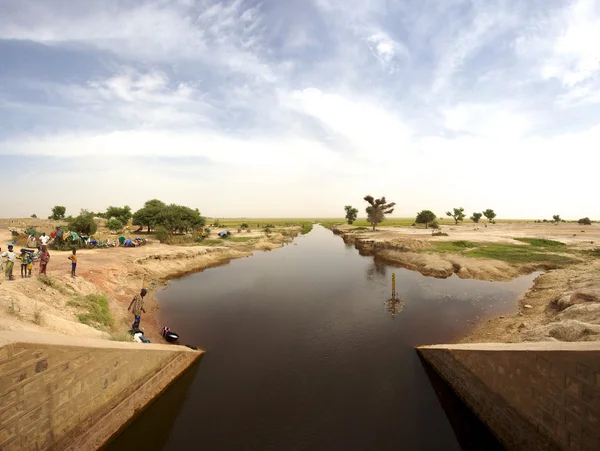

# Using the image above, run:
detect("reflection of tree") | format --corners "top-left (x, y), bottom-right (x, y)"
top-left (366, 260), bottom-right (387, 281)
top-left (385, 296), bottom-right (405, 318)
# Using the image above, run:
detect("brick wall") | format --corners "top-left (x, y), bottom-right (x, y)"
top-left (418, 342), bottom-right (600, 451)
top-left (0, 331), bottom-right (202, 450)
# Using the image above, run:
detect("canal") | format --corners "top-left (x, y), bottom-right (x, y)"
top-left (105, 225), bottom-right (538, 450)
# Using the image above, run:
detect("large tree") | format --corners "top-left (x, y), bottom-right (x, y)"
top-left (446, 207), bottom-right (465, 225)
top-left (155, 204), bottom-right (206, 235)
top-left (364, 195), bottom-right (395, 231)
top-left (49, 205), bottom-right (66, 220)
top-left (344, 205), bottom-right (358, 225)
top-left (105, 205), bottom-right (132, 226)
top-left (132, 199), bottom-right (167, 232)
top-left (552, 214), bottom-right (562, 223)
top-left (416, 210), bottom-right (436, 229)
top-left (483, 209), bottom-right (496, 223)
top-left (69, 210), bottom-right (98, 236)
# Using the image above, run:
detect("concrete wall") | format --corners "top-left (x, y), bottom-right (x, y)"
top-left (418, 342), bottom-right (600, 451)
top-left (0, 331), bottom-right (202, 450)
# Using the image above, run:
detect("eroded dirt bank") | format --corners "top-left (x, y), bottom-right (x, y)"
top-left (332, 223), bottom-right (600, 343)
top-left (0, 227), bottom-right (298, 343)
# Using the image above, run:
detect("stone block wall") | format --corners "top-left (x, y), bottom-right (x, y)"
top-left (0, 331), bottom-right (202, 450)
top-left (418, 342), bottom-right (600, 451)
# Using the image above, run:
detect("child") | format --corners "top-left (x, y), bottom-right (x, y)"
top-left (1, 245), bottom-right (17, 280)
top-left (26, 252), bottom-right (33, 277)
top-left (19, 249), bottom-right (28, 278)
top-left (39, 246), bottom-right (50, 276)
top-left (68, 249), bottom-right (77, 278)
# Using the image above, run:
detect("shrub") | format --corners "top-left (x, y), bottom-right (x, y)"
top-left (106, 218), bottom-right (123, 231)
top-left (67, 294), bottom-right (114, 331)
top-left (429, 220), bottom-right (440, 229)
top-left (155, 226), bottom-right (169, 243)
top-left (578, 217), bottom-right (592, 225)
top-left (69, 210), bottom-right (98, 236)
top-left (241, 223), bottom-right (249, 229)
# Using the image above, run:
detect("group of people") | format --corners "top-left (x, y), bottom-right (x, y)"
top-left (1, 243), bottom-right (76, 280)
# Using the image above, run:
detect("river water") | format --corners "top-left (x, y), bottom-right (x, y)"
top-left (105, 225), bottom-right (538, 451)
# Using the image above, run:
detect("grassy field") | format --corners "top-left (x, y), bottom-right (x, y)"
top-left (429, 238), bottom-right (576, 265)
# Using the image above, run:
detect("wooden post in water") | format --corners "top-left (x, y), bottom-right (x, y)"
top-left (392, 273), bottom-right (396, 299)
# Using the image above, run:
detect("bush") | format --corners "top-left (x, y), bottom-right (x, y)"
top-left (429, 220), bottom-right (440, 229)
top-left (106, 218), bottom-right (123, 231)
top-left (241, 223), bottom-right (249, 229)
top-left (578, 217), bottom-right (592, 225)
top-left (155, 226), bottom-right (169, 243)
top-left (69, 210), bottom-right (98, 236)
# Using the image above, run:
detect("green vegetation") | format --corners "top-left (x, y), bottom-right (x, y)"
top-left (430, 239), bottom-right (574, 265)
top-left (446, 207), bottom-right (465, 225)
top-left (415, 210), bottom-right (436, 228)
top-left (104, 205), bottom-right (132, 225)
top-left (155, 226), bottom-right (169, 243)
top-left (37, 275), bottom-right (69, 294)
top-left (513, 238), bottom-right (566, 248)
top-left (364, 195), bottom-right (395, 231)
top-left (132, 199), bottom-right (166, 232)
top-left (106, 218), bottom-right (123, 231)
top-left (483, 209), bottom-right (496, 223)
top-left (229, 236), bottom-right (255, 242)
top-left (583, 249), bottom-right (600, 258)
top-left (197, 239), bottom-right (223, 246)
top-left (553, 214), bottom-right (562, 223)
top-left (68, 210), bottom-right (98, 236)
top-left (49, 205), bottom-right (66, 220)
top-left (300, 222), bottom-right (313, 235)
top-left (67, 294), bottom-right (114, 331)
top-left (344, 205), bottom-right (358, 225)
top-left (470, 212), bottom-right (482, 223)
top-left (578, 217), bottom-right (592, 225)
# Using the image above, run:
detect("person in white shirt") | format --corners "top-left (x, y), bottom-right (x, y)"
top-left (1, 244), bottom-right (17, 280)
top-left (40, 233), bottom-right (50, 246)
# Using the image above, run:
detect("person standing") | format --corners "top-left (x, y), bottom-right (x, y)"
top-left (19, 249), bottom-right (28, 278)
top-left (128, 288), bottom-right (147, 331)
top-left (39, 246), bottom-right (50, 276)
top-left (26, 252), bottom-right (33, 277)
top-left (68, 249), bottom-right (77, 278)
top-left (1, 245), bottom-right (17, 280)
top-left (40, 232), bottom-right (50, 247)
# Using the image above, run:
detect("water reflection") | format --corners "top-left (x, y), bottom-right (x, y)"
top-left (366, 259), bottom-right (388, 281)
top-left (385, 295), bottom-right (405, 318)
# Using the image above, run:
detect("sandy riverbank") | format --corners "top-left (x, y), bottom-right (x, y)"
top-left (0, 222), bottom-right (300, 344)
top-left (332, 222), bottom-right (600, 343)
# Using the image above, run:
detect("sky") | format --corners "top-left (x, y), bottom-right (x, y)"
top-left (1, 0), bottom-right (599, 220)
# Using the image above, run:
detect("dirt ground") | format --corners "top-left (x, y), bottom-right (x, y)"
top-left (0, 218), bottom-right (299, 344)
top-left (333, 222), bottom-right (600, 344)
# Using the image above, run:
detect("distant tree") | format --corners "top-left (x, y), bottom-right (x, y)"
top-left (470, 212), bottom-right (483, 223)
top-left (578, 217), bottom-right (592, 225)
top-left (240, 223), bottom-right (249, 229)
top-left (155, 204), bottom-right (206, 235)
top-left (214, 219), bottom-right (221, 228)
top-left (364, 195), bottom-right (395, 231)
top-left (132, 199), bottom-right (167, 232)
top-left (446, 207), bottom-right (465, 225)
top-left (344, 205), bottom-right (359, 225)
top-left (105, 205), bottom-right (132, 226)
top-left (106, 218), bottom-right (123, 231)
top-left (553, 214), bottom-right (562, 223)
top-left (49, 206), bottom-right (66, 220)
top-left (483, 209), bottom-right (496, 223)
top-left (415, 210), bottom-right (436, 229)
top-left (68, 210), bottom-right (98, 236)
top-left (31, 214), bottom-right (37, 218)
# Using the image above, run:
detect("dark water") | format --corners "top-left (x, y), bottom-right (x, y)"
top-left (105, 225), bottom-right (538, 451)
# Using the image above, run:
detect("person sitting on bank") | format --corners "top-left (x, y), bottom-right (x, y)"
top-left (128, 288), bottom-right (148, 331)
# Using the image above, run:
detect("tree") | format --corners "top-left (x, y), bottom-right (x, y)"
top-left (31, 214), bottom-right (37, 218)
top-left (578, 217), bottom-right (592, 225)
top-left (155, 204), bottom-right (206, 235)
top-left (446, 207), bottom-right (465, 225)
top-left (483, 209), bottom-right (496, 223)
top-left (132, 199), bottom-right (167, 232)
top-left (552, 214), bottom-right (562, 223)
top-left (470, 212), bottom-right (483, 223)
top-left (344, 205), bottom-right (359, 225)
top-left (364, 195), bottom-right (395, 231)
top-left (106, 218), bottom-right (123, 231)
top-left (68, 210), bottom-right (98, 236)
top-left (415, 210), bottom-right (436, 229)
top-left (49, 206), bottom-right (66, 220)
top-left (105, 205), bottom-right (132, 226)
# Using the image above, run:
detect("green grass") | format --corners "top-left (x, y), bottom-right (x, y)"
top-left (300, 222), bottom-right (313, 235)
top-left (196, 239), bottom-right (224, 246)
top-left (229, 236), bottom-right (256, 242)
top-left (429, 240), bottom-right (576, 265)
top-left (67, 294), bottom-right (114, 331)
top-left (514, 238), bottom-right (566, 247)
top-left (583, 249), bottom-right (600, 258)
top-left (465, 244), bottom-right (574, 265)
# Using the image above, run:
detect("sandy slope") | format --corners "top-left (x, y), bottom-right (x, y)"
top-left (0, 224), bottom-right (297, 344)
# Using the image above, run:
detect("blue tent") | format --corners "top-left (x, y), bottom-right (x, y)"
top-left (218, 230), bottom-right (230, 237)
